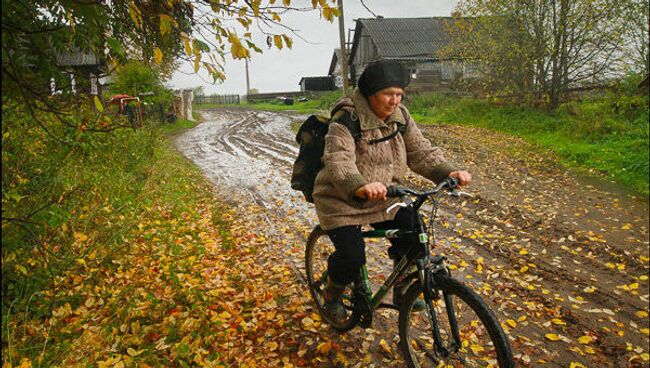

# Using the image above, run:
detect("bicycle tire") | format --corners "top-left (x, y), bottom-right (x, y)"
top-left (399, 273), bottom-right (514, 368)
top-left (305, 225), bottom-right (360, 332)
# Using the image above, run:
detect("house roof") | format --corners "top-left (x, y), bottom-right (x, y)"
top-left (350, 17), bottom-right (458, 63)
top-left (328, 48), bottom-right (341, 75)
top-left (57, 48), bottom-right (101, 67)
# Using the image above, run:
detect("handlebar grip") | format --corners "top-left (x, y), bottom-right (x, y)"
top-left (386, 185), bottom-right (406, 198)
top-left (445, 176), bottom-right (459, 188)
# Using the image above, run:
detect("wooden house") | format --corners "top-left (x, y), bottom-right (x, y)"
top-left (328, 48), bottom-right (344, 88)
top-left (347, 17), bottom-right (480, 93)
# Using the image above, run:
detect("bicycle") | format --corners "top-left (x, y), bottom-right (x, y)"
top-left (305, 177), bottom-right (515, 367)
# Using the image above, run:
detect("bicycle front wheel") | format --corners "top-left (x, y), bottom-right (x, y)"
top-left (305, 225), bottom-right (360, 332)
top-left (399, 274), bottom-right (514, 368)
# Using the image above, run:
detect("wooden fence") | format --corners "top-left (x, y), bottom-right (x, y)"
top-left (194, 94), bottom-right (240, 105)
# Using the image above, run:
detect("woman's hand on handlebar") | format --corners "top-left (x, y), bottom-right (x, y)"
top-left (355, 182), bottom-right (387, 201)
top-left (449, 170), bottom-right (472, 187)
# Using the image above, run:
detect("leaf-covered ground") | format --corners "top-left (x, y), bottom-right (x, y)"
top-left (173, 109), bottom-right (649, 367)
top-left (4, 109), bottom-right (648, 367)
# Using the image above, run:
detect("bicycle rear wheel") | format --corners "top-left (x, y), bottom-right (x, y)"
top-left (305, 225), bottom-right (360, 332)
top-left (399, 273), bottom-right (514, 368)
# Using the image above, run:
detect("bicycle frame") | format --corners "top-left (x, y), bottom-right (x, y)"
top-left (354, 184), bottom-right (436, 310)
top-left (358, 228), bottom-right (426, 310)
top-left (308, 178), bottom-right (512, 364)
top-left (355, 196), bottom-right (462, 357)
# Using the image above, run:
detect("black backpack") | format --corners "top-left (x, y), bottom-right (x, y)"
top-left (290, 107), bottom-right (407, 203)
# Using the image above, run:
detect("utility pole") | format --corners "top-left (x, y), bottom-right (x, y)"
top-left (245, 58), bottom-right (251, 96)
top-left (337, 0), bottom-right (350, 96)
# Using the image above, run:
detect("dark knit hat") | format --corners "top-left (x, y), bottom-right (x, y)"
top-left (358, 60), bottom-right (410, 97)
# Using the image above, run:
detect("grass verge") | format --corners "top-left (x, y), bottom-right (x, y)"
top-left (2, 111), bottom-right (233, 366)
top-left (408, 93), bottom-right (649, 195)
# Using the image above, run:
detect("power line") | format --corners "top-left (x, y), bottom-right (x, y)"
top-left (360, 0), bottom-right (378, 18)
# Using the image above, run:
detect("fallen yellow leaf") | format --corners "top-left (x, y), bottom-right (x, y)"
top-left (545, 333), bottom-right (561, 341)
top-left (577, 335), bottom-right (593, 344)
top-left (317, 341), bottom-right (332, 355)
top-left (17, 358), bottom-right (32, 368)
top-left (74, 232), bottom-right (88, 242)
top-left (470, 344), bottom-right (485, 354)
top-left (379, 338), bottom-right (392, 353)
top-left (127, 347), bottom-right (143, 356)
top-left (267, 341), bottom-right (278, 351)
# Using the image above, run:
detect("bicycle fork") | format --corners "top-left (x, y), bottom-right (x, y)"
top-left (418, 259), bottom-right (461, 358)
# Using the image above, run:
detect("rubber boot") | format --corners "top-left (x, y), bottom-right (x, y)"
top-left (393, 260), bottom-right (426, 311)
top-left (323, 277), bottom-right (347, 324)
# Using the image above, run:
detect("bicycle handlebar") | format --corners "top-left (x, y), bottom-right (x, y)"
top-left (386, 177), bottom-right (460, 198)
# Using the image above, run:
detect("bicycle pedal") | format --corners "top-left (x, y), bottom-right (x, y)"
top-left (359, 316), bottom-right (372, 329)
top-left (358, 308), bottom-right (373, 329)
top-left (378, 302), bottom-right (400, 311)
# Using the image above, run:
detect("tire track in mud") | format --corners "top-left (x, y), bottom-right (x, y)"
top-left (175, 109), bottom-right (649, 368)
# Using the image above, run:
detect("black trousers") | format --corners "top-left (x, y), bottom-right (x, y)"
top-left (326, 206), bottom-right (418, 286)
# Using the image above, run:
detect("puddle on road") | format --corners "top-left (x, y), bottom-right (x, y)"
top-left (174, 109), bottom-right (314, 222)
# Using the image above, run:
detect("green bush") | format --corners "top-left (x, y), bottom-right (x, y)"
top-left (109, 61), bottom-right (173, 109)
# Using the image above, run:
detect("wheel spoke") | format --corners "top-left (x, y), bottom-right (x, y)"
top-left (400, 275), bottom-right (512, 368)
top-left (305, 227), bottom-right (360, 331)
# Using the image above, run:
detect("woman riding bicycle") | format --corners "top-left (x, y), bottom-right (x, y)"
top-left (313, 60), bottom-right (471, 324)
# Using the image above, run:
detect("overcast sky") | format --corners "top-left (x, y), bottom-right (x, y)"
top-left (169, 0), bottom-right (458, 95)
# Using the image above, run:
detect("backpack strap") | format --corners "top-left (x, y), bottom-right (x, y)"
top-left (366, 106), bottom-right (409, 145)
top-left (331, 110), bottom-right (362, 142)
top-left (367, 123), bottom-right (406, 145)
top-left (331, 105), bottom-right (409, 145)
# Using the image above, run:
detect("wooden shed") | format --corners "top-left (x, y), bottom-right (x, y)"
top-left (299, 76), bottom-right (336, 92)
top-left (56, 47), bottom-right (107, 97)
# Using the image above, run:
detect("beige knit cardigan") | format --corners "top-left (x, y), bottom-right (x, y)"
top-left (313, 89), bottom-right (457, 231)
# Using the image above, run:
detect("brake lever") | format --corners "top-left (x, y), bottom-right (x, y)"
top-left (386, 201), bottom-right (409, 214)
top-left (448, 189), bottom-right (474, 198)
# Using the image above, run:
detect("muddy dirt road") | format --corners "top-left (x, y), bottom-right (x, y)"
top-left (176, 108), bottom-right (649, 367)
